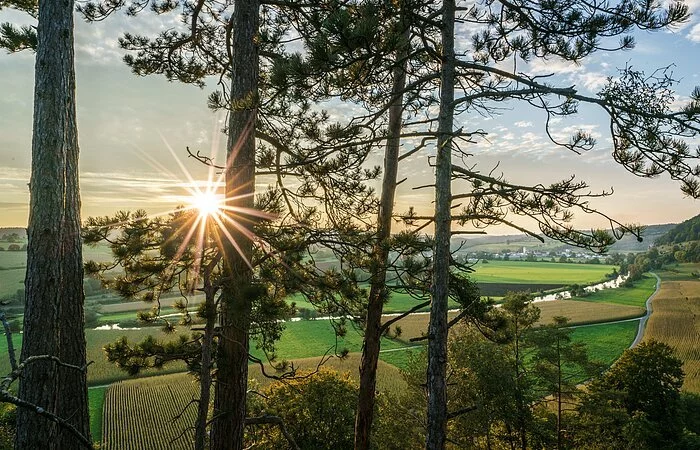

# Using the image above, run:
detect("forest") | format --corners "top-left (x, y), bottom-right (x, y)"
top-left (1, 0), bottom-right (700, 449)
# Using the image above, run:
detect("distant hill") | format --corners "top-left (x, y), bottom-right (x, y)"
top-left (655, 213), bottom-right (700, 245)
top-left (609, 223), bottom-right (677, 252)
top-left (452, 223), bottom-right (677, 254)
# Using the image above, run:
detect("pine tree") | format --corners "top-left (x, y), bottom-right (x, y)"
top-left (1, 2), bottom-right (91, 448)
top-left (415, 0), bottom-right (700, 445)
top-left (78, 2), bottom-right (380, 448)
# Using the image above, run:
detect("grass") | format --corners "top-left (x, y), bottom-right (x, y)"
top-left (251, 319), bottom-right (406, 362)
top-left (0, 267), bottom-right (24, 298)
top-left (573, 274), bottom-right (657, 308)
top-left (570, 321), bottom-right (639, 366)
top-left (656, 262), bottom-right (700, 281)
top-left (0, 319), bottom-right (407, 386)
top-left (469, 260), bottom-right (616, 284)
top-left (0, 250), bottom-right (28, 269)
top-left (88, 386), bottom-right (107, 443)
top-left (642, 274), bottom-right (700, 393)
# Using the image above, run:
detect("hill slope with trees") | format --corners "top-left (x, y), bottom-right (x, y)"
top-left (656, 214), bottom-right (700, 245)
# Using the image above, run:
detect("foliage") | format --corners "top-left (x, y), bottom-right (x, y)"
top-left (0, 404), bottom-right (15, 450)
top-left (656, 213), bottom-right (700, 246)
top-left (573, 341), bottom-right (686, 449)
top-left (247, 368), bottom-right (423, 450)
top-left (247, 369), bottom-right (358, 449)
top-left (399, 293), bottom-right (608, 449)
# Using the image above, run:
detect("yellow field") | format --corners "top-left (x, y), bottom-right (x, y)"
top-left (386, 300), bottom-right (645, 342)
top-left (99, 294), bottom-right (205, 313)
top-left (101, 354), bottom-right (404, 448)
top-left (102, 373), bottom-right (196, 450)
top-left (643, 279), bottom-right (700, 393)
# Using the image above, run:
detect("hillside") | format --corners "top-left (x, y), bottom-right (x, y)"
top-left (655, 213), bottom-right (700, 245)
top-left (452, 223), bottom-right (676, 254)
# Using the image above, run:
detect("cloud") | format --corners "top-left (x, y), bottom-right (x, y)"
top-left (688, 22), bottom-right (700, 42)
top-left (513, 121), bottom-right (533, 128)
top-left (573, 71), bottom-right (609, 91)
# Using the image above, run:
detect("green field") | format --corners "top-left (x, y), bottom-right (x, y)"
top-left (0, 250), bottom-right (27, 268)
top-left (469, 260), bottom-right (616, 284)
top-left (0, 267), bottom-right (24, 298)
top-left (573, 274), bottom-right (657, 307)
top-left (657, 262), bottom-right (700, 281)
top-left (251, 319), bottom-right (407, 362)
top-left (571, 320), bottom-right (639, 365)
top-left (89, 386), bottom-right (107, 442)
top-left (0, 319), bottom-right (408, 386)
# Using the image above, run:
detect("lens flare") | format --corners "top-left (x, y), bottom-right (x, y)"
top-left (191, 190), bottom-right (222, 218)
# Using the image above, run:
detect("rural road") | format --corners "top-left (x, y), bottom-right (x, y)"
top-left (630, 272), bottom-right (661, 348)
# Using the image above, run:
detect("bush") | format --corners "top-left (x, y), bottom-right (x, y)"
top-left (248, 369), bottom-right (358, 449)
top-left (0, 404), bottom-right (15, 450)
top-left (298, 308), bottom-right (318, 321)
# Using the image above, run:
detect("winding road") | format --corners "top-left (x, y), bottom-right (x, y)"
top-left (630, 272), bottom-right (661, 348)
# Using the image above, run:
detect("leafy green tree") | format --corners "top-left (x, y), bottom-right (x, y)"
top-left (574, 340), bottom-right (685, 449)
top-left (528, 316), bottom-right (603, 449)
top-left (395, 0), bottom-right (700, 440)
top-left (247, 368), bottom-right (420, 450)
top-left (248, 369), bottom-right (357, 450)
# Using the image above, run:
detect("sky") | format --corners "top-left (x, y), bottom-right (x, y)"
top-left (0, 4), bottom-right (699, 237)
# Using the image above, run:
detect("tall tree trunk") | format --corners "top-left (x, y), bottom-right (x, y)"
top-left (195, 281), bottom-right (217, 450)
top-left (426, 0), bottom-right (455, 449)
top-left (211, 2), bottom-right (259, 449)
top-left (354, 24), bottom-right (409, 450)
top-left (57, 24), bottom-right (91, 448)
top-left (16, 0), bottom-right (87, 447)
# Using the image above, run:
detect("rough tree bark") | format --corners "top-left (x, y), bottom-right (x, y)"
top-left (56, 28), bottom-right (91, 449)
top-left (195, 258), bottom-right (218, 450)
top-left (354, 24), bottom-right (409, 450)
top-left (210, 1), bottom-right (259, 449)
top-left (426, 0), bottom-right (455, 448)
top-left (16, 0), bottom-right (90, 447)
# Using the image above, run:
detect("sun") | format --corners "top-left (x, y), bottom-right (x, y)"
top-left (190, 190), bottom-right (222, 218)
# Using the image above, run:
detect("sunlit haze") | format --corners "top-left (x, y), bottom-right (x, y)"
top-left (0, 9), bottom-right (698, 235)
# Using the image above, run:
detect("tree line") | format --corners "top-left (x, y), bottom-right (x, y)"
top-left (1, 0), bottom-right (700, 449)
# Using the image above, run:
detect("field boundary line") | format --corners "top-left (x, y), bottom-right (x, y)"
top-left (379, 345), bottom-right (425, 353)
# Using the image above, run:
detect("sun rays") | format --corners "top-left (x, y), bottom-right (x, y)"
top-left (106, 131), bottom-right (281, 287)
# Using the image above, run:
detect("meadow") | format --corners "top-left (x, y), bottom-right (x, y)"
top-left (0, 319), bottom-right (410, 386)
top-left (0, 253), bottom-right (650, 446)
top-left (467, 260), bottom-right (616, 284)
top-left (572, 274), bottom-right (657, 307)
top-left (97, 319), bottom-right (641, 447)
top-left (0, 267), bottom-right (24, 298)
